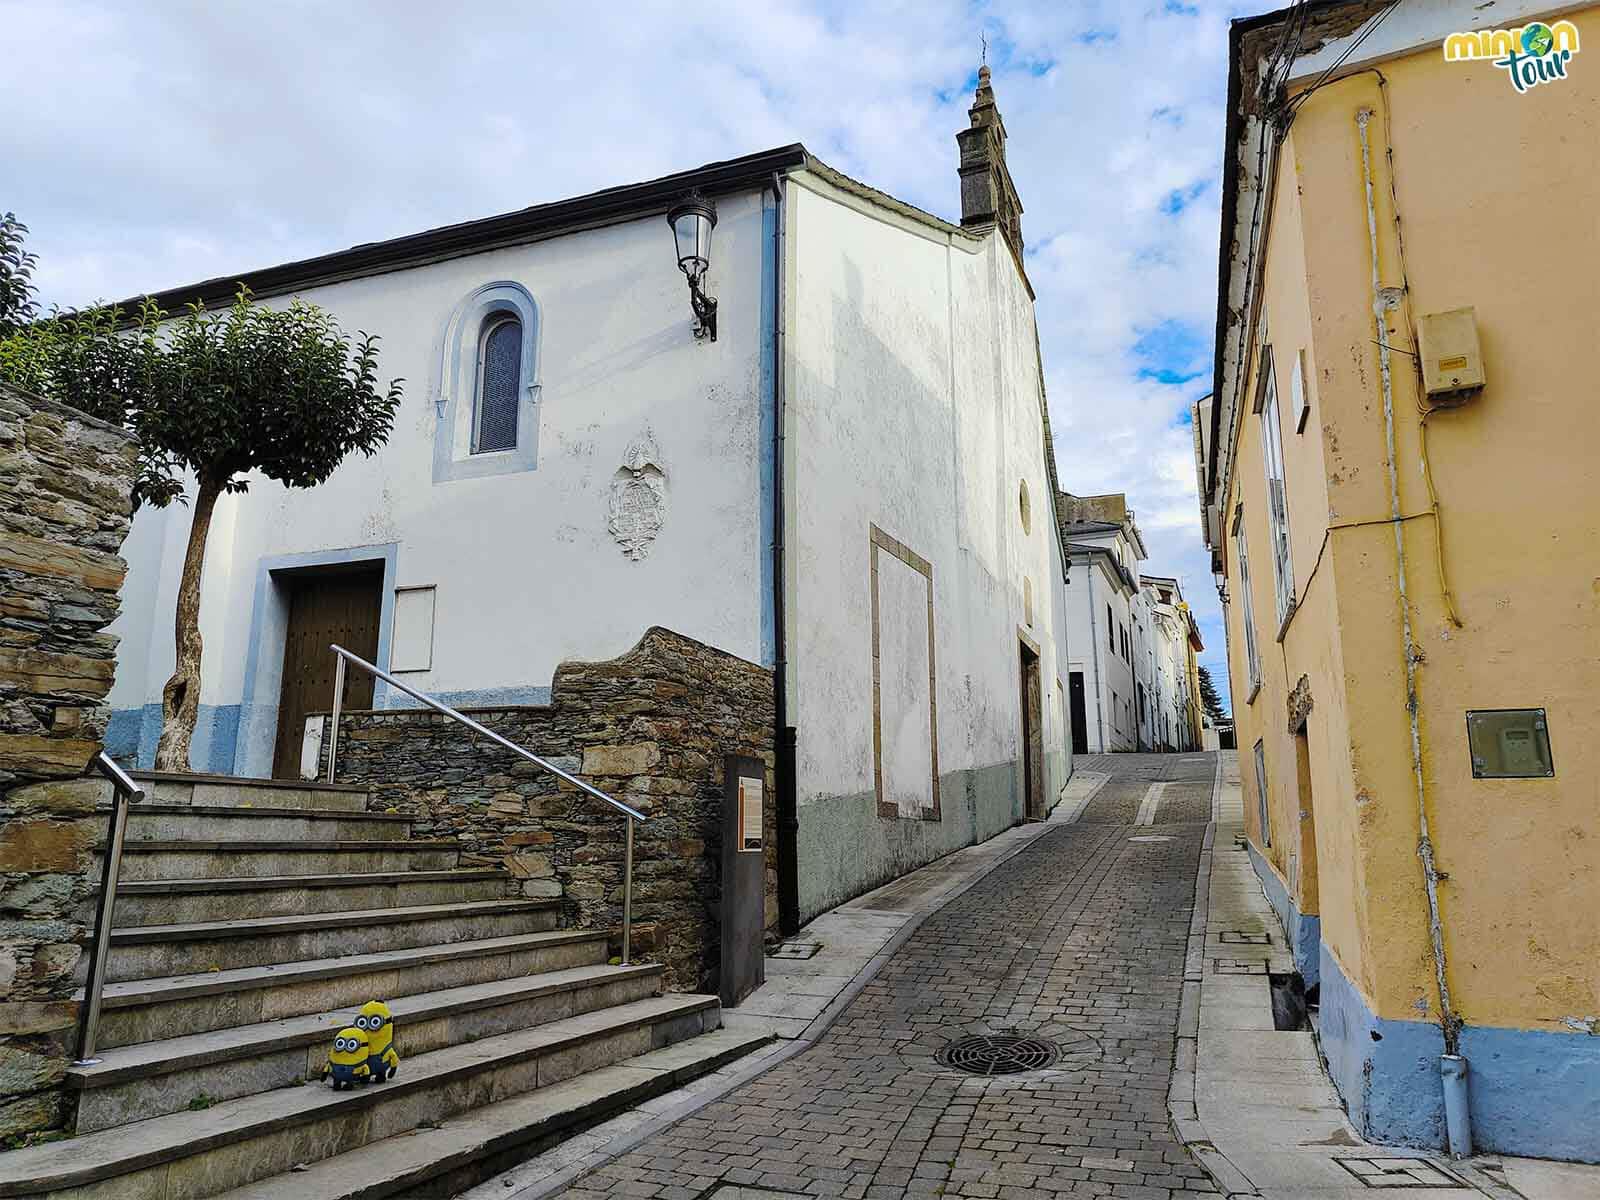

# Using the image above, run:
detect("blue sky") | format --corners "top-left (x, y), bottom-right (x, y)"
top-left (1, 0), bottom-right (1281, 711)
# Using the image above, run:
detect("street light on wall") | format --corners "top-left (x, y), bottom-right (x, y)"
top-left (667, 192), bottom-right (718, 342)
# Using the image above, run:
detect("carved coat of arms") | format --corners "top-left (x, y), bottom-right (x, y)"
top-left (607, 432), bottom-right (667, 560)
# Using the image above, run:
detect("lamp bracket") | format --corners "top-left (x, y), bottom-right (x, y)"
top-left (687, 276), bottom-right (718, 342)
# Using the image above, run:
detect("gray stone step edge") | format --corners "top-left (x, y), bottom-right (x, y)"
top-left (85, 928), bottom-right (611, 1011)
top-left (1166, 757), bottom-right (1262, 1200)
top-left (104, 898), bottom-right (557, 946)
top-left (130, 770), bottom-right (369, 795)
top-left (116, 868), bottom-right (508, 896)
top-left (117, 804), bottom-right (410, 824)
top-left (98, 840), bottom-right (459, 853)
top-left (0, 993), bottom-right (721, 1197)
top-left (68, 962), bottom-right (667, 1091)
top-left (126, 773), bottom-right (371, 813)
top-left (210, 1029), bottom-right (774, 1200)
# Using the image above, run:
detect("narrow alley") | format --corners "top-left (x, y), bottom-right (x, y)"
top-left (553, 755), bottom-right (1219, 1199)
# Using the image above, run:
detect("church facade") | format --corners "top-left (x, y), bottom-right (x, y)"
top-left (106, 71), bottom-right (1075, 922)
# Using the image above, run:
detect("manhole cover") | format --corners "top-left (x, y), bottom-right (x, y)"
top-left (767, 941), bottom-right (821, 960)
top-left (1335, 1157), bottom-right (1466, 1188)
top-left (935, 1034), bottom-right (1059, 1076)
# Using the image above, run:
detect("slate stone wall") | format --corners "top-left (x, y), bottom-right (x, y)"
top-left (0, 384), bottom-right (137, 1143)
top-left (328, 627), bottom-right (776, 993)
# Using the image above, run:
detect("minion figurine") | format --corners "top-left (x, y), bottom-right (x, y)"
top-left (354, 1000), bottom-right (399, 1082)
top-left (323, 1027), bottom-right (371, 1090)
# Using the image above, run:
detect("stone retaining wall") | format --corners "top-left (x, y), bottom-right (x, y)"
top-left (0, 384), bottom-right (137, 1143)
top-left (327, 627), bottom-right (776, 993)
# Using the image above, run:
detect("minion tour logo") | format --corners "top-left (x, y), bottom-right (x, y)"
top-left (1444, 20), bottom-right (1581, 93)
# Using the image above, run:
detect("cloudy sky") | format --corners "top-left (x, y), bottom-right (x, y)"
top-left (3, 0), bottom-right (1282, 708)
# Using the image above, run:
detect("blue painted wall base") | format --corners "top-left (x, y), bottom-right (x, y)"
top-left (106, 686), bottom-right (551, 778)
top-left (1246, 843), bottom-right (1321, 990)
top-left (106, 702), bottom-right (240, 773)
top-left (1246, 843), bottom-right (1600, 1162)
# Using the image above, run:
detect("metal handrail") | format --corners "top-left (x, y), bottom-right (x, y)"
top-left (325, 644), bottom-right (643, 964)
top-left (74, 750), bottom-right (145, 1066)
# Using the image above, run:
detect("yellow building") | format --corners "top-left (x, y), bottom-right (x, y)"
top-left (1195, 0), bottom-right (1599, 1162)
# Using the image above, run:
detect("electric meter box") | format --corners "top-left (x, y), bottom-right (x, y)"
top-left (1417, 307), bottom-right (1486, 396)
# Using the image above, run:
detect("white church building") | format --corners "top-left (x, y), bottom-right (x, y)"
top-left (105, 69), bottom-right (1075, 924)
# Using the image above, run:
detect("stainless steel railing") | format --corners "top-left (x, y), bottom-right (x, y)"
top-left (74, 751), bottom-right (145, 1066)
top-left (324, 644), bottom-right (644, 964)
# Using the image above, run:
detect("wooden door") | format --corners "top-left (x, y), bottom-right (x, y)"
top-left (272, 567), bottom-right (382, 779)
top-left (1019, 643), bottom-right (1044, 820)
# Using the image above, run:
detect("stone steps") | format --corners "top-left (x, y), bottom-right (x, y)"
top-left (88, 929), bottom-right (612, 1048)
top-left (112, 869), bottom-right (515, 926)
top-left (102, 839), bottom-right (463, 880)
top-left (128, 771), bottom-right (370, 812)
top-left (120, 804), bottom-right (412, 843)
top-left (7, 769), bottom-right (751, 1200)
top-left (68, 962), bottom-right (666, 1133)
top-left (212, 1029), bottom-right (771, 1200)
top-left (0, 994), bottom-right (721, 1200)
top-left (97, 899), bottom-right (559, 983)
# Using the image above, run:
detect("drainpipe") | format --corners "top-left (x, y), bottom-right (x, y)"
top-left (1358, 107), bottom-right (1468, 1157)
top-left (1085, 560), bottom-right (1106, 754)
top-left (769, 170), bottom-right (800, 937)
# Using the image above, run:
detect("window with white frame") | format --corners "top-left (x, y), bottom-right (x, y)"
top-left (433, 281), bottom-right (541, 484)
top-left (1232, 506), bottom-right (1262, 695)
top-left (1256, 347), bottom-right (1295, 625)
top-left (1253, 739), bottom-right (1270, 847)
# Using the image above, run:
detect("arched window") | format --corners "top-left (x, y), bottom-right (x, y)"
top-left (473, 314), bottom-right (523, 454)
top-left (433, 281), bottom-right (541, 484)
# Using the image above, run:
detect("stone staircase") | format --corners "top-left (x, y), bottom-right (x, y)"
top-left (0, 772), bottom-right (764, 1200)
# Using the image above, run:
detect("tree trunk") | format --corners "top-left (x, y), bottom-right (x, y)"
top-left (154, 475), bottom-right (224, 772)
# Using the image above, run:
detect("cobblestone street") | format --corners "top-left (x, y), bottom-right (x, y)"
top-left (556, 754), bottom-right (1219, 1199)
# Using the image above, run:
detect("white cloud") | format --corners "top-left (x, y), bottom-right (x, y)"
top-left (2, 0), bottom-right (1275, 702)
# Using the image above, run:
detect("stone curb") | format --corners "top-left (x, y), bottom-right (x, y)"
top-left (502, 814), bottom-right (1069, 1198)
top-left (1167, 768), bottom-right (1264, 1200)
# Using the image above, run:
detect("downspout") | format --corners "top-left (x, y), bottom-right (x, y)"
top-left (769, 170), bottom-right (800, 937)
top-left (1358, 107), bottom-right (1468, 1157)
top-left (1085, 560), bottom-right (1105, 754)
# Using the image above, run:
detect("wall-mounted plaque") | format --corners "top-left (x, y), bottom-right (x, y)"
top-left (721, 755), bottom-right (766, 1006)
top-left (739, 775), bottom-right (763, 851)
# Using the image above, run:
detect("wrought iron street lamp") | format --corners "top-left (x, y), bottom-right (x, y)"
top-left (667, 192), bottom-right (718, 342)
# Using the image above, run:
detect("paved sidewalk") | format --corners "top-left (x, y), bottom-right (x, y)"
top-left (1177, 752), bottom-right (1600, 1200)
top-left (541, 754), bottom-right (1219, 1199)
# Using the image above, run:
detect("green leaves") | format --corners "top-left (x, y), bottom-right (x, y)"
top-left (0, 212), bottom-right (39, 336)
top-left (0, 284), bottom-right (404, 510)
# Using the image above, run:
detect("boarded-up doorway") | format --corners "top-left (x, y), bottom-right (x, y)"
top-left (1292, 724), bottom-right (1319, 916)
top-left (272, 565), bottom-right (383, 778)
top-left (1019, 639), bottom-right (1044, 820)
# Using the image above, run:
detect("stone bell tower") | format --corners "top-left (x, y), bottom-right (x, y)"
top-left (956, 64), bottom-right (1024, 260)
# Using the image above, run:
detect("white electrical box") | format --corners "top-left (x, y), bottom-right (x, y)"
top-left (1417, 307), bottom-right (1485, 397)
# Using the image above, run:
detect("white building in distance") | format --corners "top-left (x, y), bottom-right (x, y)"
top-left (1057, 492), bottom-right (1201, 755)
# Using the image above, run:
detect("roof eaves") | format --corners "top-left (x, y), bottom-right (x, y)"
top-left (116, 144), bottom-right (811, 314)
